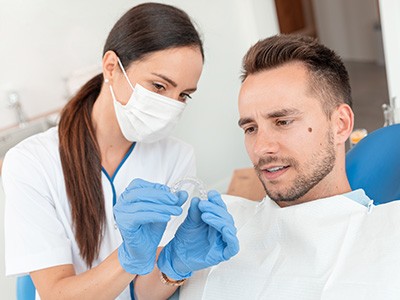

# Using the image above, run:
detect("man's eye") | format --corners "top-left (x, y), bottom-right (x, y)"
top-left (244, 126), bottom-right (256, 134)
top-left (276, 119), bottom-right (293, 126)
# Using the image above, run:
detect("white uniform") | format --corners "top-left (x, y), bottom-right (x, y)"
top-left (179, 194), bottom-right (400, 300)
top-left (2, 127), bottom-right (195, 299)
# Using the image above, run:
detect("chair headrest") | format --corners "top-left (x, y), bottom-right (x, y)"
top-left (346, 124), bottom-right (400, 205)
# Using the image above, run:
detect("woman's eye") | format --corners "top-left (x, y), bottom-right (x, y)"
top-left (179, 93), bottom-right (192, 102)
top-left (152, 83), bottom-right (165, 92)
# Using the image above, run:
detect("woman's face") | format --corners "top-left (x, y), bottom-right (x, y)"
top-left (111, 46), bottom-right (203, 105)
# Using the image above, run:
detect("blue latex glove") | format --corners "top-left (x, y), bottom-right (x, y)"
top-left (114, 178), bottom-right (187, 275)
top-left (157, 190), bottom-right (239, 280)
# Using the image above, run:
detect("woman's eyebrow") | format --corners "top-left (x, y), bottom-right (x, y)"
top-left (151, 72), bottom-right (198, 92)
top-left (151, 73), bottom-right (177, 87)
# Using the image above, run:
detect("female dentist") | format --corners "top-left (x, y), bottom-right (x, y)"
top-left (3, 3), bottom-right (238, 299)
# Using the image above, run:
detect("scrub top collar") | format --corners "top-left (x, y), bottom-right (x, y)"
top-left (101, 142), bottom-right (136, 206)
top-left (101, 142), bottom-right (136, 299)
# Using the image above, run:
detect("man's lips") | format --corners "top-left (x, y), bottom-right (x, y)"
top-left (259, 165), bottom-right (290, 180)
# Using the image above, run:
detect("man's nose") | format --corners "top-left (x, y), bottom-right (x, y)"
top-left (253, 129), bottom-right (279, 157)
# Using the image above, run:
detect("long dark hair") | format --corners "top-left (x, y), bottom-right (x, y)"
top-left (58, 2), bottom-right (204, 267)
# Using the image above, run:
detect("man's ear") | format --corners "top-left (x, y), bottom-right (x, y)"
top-left (102, 50), bottom-right (119, 84)
top-left (333, 104), bottom-right (354, 145)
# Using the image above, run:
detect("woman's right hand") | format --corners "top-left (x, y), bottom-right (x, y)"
top-left (114, 178), bottom-right (187, 275)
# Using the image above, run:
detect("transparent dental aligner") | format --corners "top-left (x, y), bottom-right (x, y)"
top-left (170, 177), bottom-right (208, 200)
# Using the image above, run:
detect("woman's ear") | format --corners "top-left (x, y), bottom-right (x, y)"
top-left (333, 104), bottom-right (354, 145)
top-left (102, 50), bottom-right (119, 84)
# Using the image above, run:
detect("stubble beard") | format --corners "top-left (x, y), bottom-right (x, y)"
top-left (255, 129), bottom-right (336, 203)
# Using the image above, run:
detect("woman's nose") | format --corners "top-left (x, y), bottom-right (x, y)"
top-left (161, 88), bottom-right (183, 102)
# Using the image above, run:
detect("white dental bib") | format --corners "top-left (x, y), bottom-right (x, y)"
top-left (179, 194), bottom-right (400, 300)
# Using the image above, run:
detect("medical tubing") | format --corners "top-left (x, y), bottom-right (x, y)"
top-left (170, 177), bottom-right (207, 200)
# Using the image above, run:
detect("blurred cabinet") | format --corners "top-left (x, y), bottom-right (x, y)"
top-left (274, 0), bottom-right (317, 37)
top-left (226, 168), bottom-right (265, 201)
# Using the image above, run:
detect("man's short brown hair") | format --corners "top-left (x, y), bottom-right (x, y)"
top-left (241, 34), bottom-right (352, 117)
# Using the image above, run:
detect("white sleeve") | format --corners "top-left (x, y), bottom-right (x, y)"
top-left (2, 148), bottom-right (73, 276)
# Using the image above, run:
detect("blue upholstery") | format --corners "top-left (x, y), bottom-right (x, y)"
top-left (346, 124), bottom-right (400, 205)
top-left (16, 275), bottom-right (35, 300)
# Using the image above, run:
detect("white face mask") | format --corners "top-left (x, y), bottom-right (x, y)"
top-left (109, 58), bottom-right (186, 143)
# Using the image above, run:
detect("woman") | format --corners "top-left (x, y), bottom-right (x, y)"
top-left (3, 3), bottom-right (238, 299)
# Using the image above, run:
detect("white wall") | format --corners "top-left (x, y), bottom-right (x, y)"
top-left (0, 1), bottom-right (278, 296)
top-left (312, 0), bottom-right (381, 62)
top-left (0, 0), bottom-right (135, 129)
top-left (379, 0), bottom-right (400, 122)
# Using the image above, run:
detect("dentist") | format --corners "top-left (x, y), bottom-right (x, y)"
top-left (3, 3), bottom-right (238, 299)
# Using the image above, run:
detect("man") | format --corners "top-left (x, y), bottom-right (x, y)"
top-left (178, 35), bottom-right (400, 299)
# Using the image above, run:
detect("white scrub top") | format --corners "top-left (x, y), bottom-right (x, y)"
top-left (2, 127), bottom-right (195, 299)
top-left (179, 194), bottom-right (400, 300)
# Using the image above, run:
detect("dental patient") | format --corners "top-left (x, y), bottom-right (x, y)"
top-left (175, 34), bottom-right (400, 300)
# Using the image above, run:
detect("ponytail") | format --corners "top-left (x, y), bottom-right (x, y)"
top-left (58, 74), bottom-right (105, 267)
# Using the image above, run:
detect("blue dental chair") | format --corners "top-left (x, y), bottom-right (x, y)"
top-left (346, 123), bottom-right (400, 205)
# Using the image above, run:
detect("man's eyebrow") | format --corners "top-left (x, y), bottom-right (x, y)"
top-left (238, 117), bottom-right (253, 127)
top-left (238, 108), bottom-right (302, 127)
top-left (266, 108), bottom-right (301, 118)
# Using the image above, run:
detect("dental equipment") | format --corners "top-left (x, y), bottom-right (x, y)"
top-left (170, 177), bottom-right (208, 200)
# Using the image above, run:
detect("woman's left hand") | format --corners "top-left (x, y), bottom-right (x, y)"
top-left (157, 190), bottom-right (239, 280)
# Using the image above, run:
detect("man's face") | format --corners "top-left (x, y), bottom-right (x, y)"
top-left (238, 62), bottom-right (338, 206)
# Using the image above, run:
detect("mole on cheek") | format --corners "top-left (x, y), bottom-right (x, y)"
top-left (308, 127), bottom-right (313, 133)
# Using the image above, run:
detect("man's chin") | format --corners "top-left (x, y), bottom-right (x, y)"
top-left (265, 187), bottom-right (302, 203)
top-left (265, 190), bottom-right (289, 202)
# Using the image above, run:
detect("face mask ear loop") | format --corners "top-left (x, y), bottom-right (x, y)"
top-left (117, 57), bottom-right (135, 91)
top-left (109, 85), bottom-right (117, 101)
